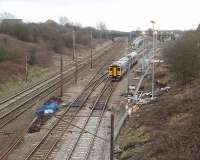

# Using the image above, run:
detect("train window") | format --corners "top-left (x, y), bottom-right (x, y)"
top-left (117, 67), bottom-right (120, 71)
top-left (110, 68), bottom-right (112, 71)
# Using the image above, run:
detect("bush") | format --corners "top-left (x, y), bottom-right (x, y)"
top-left (28, 48), bottom-right (37, 65)
top-left (0, 39), bottom-right (22, 63)
top-left (0, 19), bottom-right (112, 55)
top-left (163, 30), bottom-right (200, 84)
top-left (0, 42), bottom-right (11, 62)
top-left (0, 21), bottom-right (31, 41)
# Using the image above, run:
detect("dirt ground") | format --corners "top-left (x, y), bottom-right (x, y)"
top-left (3, 38), bottom-right (128, 160)
top-left (116, 47), bottom-right (200, 160)
top-left (108, 59), bottom-right (142, 125)
top-left (0, 39), bottom-right (114, 157)
top-left (0, 35), bottom-right (112, 99)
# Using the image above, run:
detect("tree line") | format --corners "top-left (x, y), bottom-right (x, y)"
top-left (0, 18), bottom-right (112, 67)
top-left (163, 26), bottom-right (200, 84)
top-left (0, 19), bottom-right (110, 53)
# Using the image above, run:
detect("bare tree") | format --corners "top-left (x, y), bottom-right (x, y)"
top-left (163, 30), bottom-right (200, 84)
top-left (96, 21), bottom-right (107, 39)
top-left (59, 16), bottom-right (69, 26)
top-left (197, 24), bottom-right (200, 30)
top-left (96, 21), bottom-right (107, 32)
top-left (0, 12), bottom-right (16, 21)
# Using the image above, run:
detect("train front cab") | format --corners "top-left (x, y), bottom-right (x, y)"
top-left (109, 65), bottom-right (122, 81)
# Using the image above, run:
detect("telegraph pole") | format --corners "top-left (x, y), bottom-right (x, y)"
top-left (110, 112), bottom-right (114, 160)
top-left (73, 30), bottom-right (75, 61)
top-left (142, 32), bottom-right (146, 73)
top-left (100, 30), bottom-right (102, 45)
top-left (60, 54), bottom-right (63, 97)
top-left (127, 55), bottom-right (131, 95)
top-left (155, 31), bottom-right (158, 52)
top-left (73, 30), bottom-right (78, 85)
top-left (90, 31), bottom-right (93, 69)
top-left (25, 55), bottom-right (28, 82)
top-left (129, 32), bottom-right (132, 45)
top-left (150, 20), bottom-right (155, 100)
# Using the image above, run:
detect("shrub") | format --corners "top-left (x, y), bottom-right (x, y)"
top-left (0, 42), bottom-right (11, 62)
top-left (163, 30), bottom-right (200, 84)
top-left (0, 19), bottom-right (112, 55)
top-left (0, 21), bottom-right (31, 41)
top-left (28, 48), bottom-right (37, 65)
top-left (0, 39), bottom-right (22, 63)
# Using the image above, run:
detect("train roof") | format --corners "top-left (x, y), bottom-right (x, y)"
top-left (112, 56), bottom-right (129, 66)
top-left (110, 51), bottom-right (138, 67)
top-left (119, 57), bottom-right (129, 62)
top-left (127, 51), bottom-right (137, 57)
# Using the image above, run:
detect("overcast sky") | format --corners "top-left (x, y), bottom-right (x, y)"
top-left (0, 0), bottom-right (199, 31)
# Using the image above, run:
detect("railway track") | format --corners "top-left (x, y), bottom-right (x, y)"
top-left (0, 68), bottom-right (75, 129)
top-left (0, 38), bottom-right (126, 160)
top-left (0, 40), bottom-right (121, 129)
top-left (23, 68), bottom-right (110, 160)
top-left (64, 79), bottom-right (114, 160)
top-left (0, 42), bottom-right (113, 105)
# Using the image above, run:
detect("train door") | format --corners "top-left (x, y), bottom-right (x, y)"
top-left (109, 66), bottom-right (112, 77)
top-left (113, 66), bottom-right (117, 77)
top-left (109, 65), bottom-right (117, 78)
top-left (117, 66), bottom-right (121, 77)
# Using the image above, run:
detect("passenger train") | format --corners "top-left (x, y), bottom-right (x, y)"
top-left (108, 52), bottom-right (138, 80)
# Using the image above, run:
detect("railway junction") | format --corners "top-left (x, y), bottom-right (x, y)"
top-left (0, 37), bottom-right (154, 160)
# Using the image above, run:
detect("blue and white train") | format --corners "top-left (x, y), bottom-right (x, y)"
top-left (108, 52), bottom-right (138, 80)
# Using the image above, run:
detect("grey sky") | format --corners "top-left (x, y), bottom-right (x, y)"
top-left (0, 0), bottom-right (199, 31)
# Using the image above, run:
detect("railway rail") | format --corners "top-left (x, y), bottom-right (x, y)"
top-left (0, 40), bottom-right (115, 111)
top-left (0, 42), bottom-right (113, 105)
top-left (23, 68), bottom-right (110, 160)
top-left (64, 80), bottom-right (115, 160)
top-left (0, 38), bottom-right (127, 159)
top-left (0, 40), bottom-right (122, 129)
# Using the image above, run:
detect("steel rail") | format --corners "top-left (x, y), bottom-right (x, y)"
top-left (0, 67), bottom-right (107, 159)
top-left (23, 69), bottom-right (107, 160)
top-left (0, 69), bottom-right (81, 129)
top-left (0, 41), bottom-right (116, 116)
top-left (0, 117), bottom-right (38, 160)
top-left (0, 58), bottom-right (90, 112)
top-left (0, 42), bottom-right (113, 106)
top-left (84, 82), bottom-right (115, 160)
top-left (0, 39), bottom-right (125, 159)
top-left (65, 79), bottom-right (112, 160)
top-left (0, 78), bottom-right (68, 129)
top-left (0, 47), bottom-right (111, 129)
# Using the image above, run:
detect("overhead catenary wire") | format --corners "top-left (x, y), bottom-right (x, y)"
top-left (90, 30), bottom-right (93, 69)
top-left (53, 115), bottom-right (109, 143)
